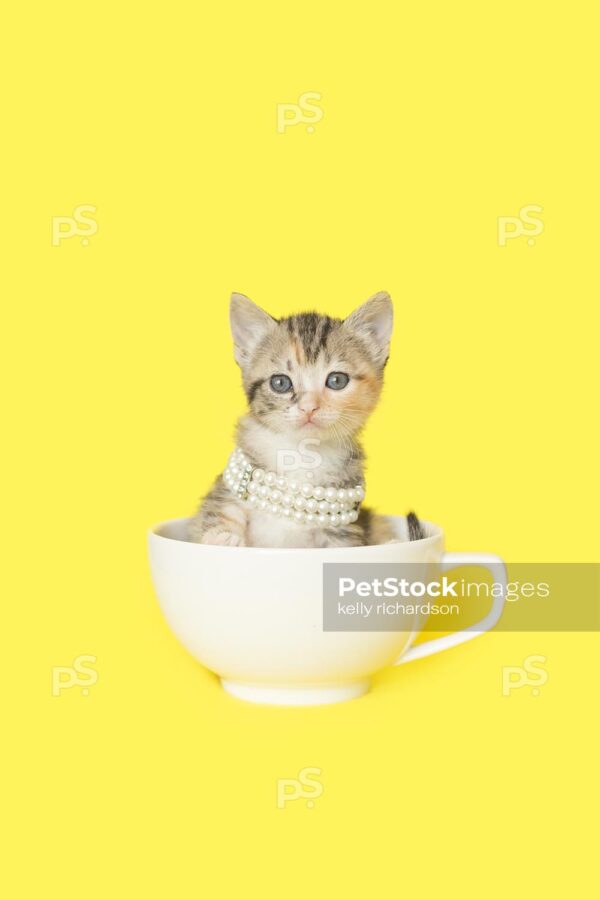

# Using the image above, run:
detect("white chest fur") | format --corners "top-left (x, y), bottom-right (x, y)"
top-left (247, 510), bottom-right (325, 548)
top-left (230, 421), bottom-right (365, 547)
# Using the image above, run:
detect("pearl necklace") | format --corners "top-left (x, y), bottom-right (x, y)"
top-left (223, 447), bottom-right (365, 528)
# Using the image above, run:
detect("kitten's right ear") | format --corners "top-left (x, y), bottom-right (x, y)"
top-left (229, 293), bottom-right (276, 366)
top-left (343, 291), bottom-right (393, 367)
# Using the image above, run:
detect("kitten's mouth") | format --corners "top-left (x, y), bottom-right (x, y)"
top-left (294, 413), bottom-right (336, 431)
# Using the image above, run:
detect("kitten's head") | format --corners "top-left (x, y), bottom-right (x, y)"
top-left (229, 292), bottom-right (393, 440)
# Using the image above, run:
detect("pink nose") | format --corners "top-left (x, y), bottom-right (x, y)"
top-left (299, 396), bottom-right (320, 415)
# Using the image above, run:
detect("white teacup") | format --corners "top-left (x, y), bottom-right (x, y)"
top-left (148, 517), bottom-right (507, 706)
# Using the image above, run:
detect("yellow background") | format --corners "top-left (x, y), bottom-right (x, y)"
top-left (2, 1), bottom-right (598, 897)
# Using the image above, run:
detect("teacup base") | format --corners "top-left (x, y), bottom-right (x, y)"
top-left (220, 678), bottom-right (370, 707)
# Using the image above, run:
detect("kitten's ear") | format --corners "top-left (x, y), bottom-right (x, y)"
top-left (343, 292), bottom-right (393, 365)
top-left (229, 293), bottom-right (276, 366)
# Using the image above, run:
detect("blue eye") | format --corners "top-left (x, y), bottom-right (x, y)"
top-left (270, 374), bottom-right (293, 393)
top-left (326, 372), bottom-right (349, 390)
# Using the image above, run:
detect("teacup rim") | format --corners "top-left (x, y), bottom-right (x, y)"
top-left (149, 515), bottom-right (444, 552)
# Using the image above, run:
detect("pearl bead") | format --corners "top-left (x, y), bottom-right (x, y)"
top-left (265, 472), bottom-right (276, 486)
top-left (230, 465), bottom-right (239, 477)
top-left (301, 483), bottom-right (313, 498)
top-left (258, 499), bottom-right (268, 511)
top-left (258, 485), bottom-right (269, 499)
top-left (269, 504), bottom-right (280, 516)
top-left (348, 509), bottom-right (359, 523)
top-left (248, 494), bottom-right (258, 506)
top-left (282, 507), bottom-right (292, 517)
top-left (354, 485), bottom-right (365, 501)
top-left (247, 481), bottom-right (258, 494)
top-left (346, 488), bottom-right (356, 503)
top-left (329, 514), bottom-right (340, 526)
top-left (270, 489), bottom-right (282, 504)
top-left (340, 512), bottom-right (351, 525)
top-left (276, 476), bottom-right (287, 490)
top-left (312, 486), bottom-right (325, 501)
top-left (318, 500), bottom-right (329, 513)
top-left (289, 479), bottom-right (300, 494)
top-left (305, 513), bottom-right (315, 524)
top-left (306, 498), bottom-right (318, 513)
top-left (294, 496), bottom-right (306, 510)
top-left (293, 510), bottom-right (305, 523)
top-left (281, 493), bottom-right (293, 508)
top-left (317, 514), bottom-right (328, 526)
top-left (328, 501), bottom-right (340, 514)
top-left (337, 489), bottom-right (347, 503)
top-left (252, 468), bottom-right (264, 482)
top-left (325, 487), bottom-right (337, 501)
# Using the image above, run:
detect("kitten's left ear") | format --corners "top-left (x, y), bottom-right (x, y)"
top-left (343, 291), bottom-right (393, 365)
top-left (230, 293), bottom-right (276, 366)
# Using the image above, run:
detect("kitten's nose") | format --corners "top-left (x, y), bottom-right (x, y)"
top-left (299, 394), bottom-right (320, 416)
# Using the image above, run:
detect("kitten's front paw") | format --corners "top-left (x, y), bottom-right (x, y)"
top-left (201, 528), bottom-right (246, 547)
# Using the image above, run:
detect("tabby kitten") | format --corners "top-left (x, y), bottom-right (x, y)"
top-left (189, 292), bottom-right (422, 548)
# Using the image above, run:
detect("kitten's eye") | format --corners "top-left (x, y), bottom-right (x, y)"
top-left (325, 372), bottom-right (349, 390)
top-left (270, 374), bottom-right (293, 393)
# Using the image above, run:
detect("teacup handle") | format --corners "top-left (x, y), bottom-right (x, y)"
top-left (394, 553), bottom-right (507, 665)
